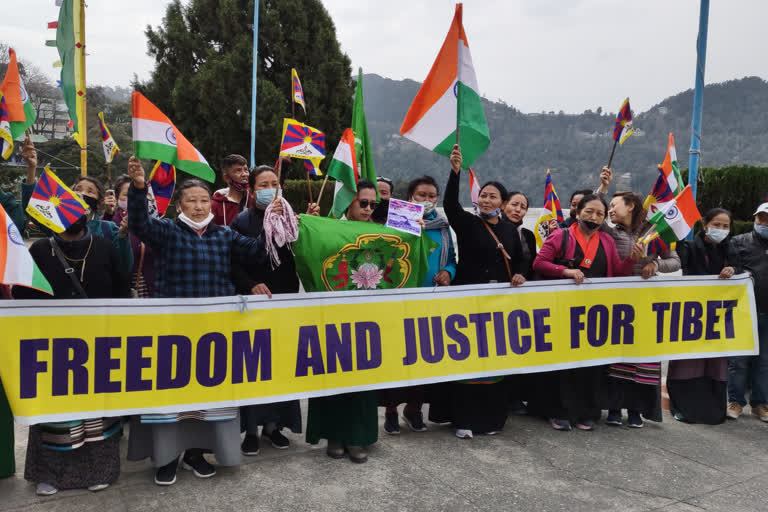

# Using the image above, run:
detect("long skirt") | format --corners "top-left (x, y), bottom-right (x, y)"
top-left (528, 367), bottom-right (603, 423)
top-left (127, 416), bottom-right (242, 468)
top-left (0, 378), bottom-right (15, 478)
top-left (425, 383), bottom-right (452, 423)
top-left (667, 357), bottom-right (727, 424)
top-left (24, 426), bottom-right (120, 489)
top-left (601, 378), bottom-right (663, 422)
top-left (377, 386), bottom-right (426, 409)
top-left (306, 391), bottom-right (378, 447)
top-left (242, 400), bottom-right (302, 435)
top-left (450, 380), bottom-right (508, 433)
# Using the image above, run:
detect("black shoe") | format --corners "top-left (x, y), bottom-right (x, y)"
top-left (402, 410), bottom-right (427, 432)
top-left (509, 399), bottom-right (528, 416)
top-left (154, 459), bottom-right (178, 486)
top-left (384, 411), bottom-right (400, 435)
top-left (627, 412), bottom-right (644, 428)
top-left (263, 429), bottom-right (290, 449)
top-left (241, 434), bottom-right (260, 456)
top-left (182, 452), bottom-right (216, 478)
top-left (605, 410), bottom-right (622, 426)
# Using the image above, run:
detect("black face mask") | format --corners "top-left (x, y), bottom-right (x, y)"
top-left (64, 215), bottom-right (88, 235)
top-left (82, 195), bottom-right (99, 211)
top-left (230, 181), bottom-right (248, 193)
top-left (579, 219), bottom-right (601, 232)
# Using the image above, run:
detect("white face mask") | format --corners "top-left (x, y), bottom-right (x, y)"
top-left (705, 227), bottom-right (729, 244)
top-left (415, 200), bottom-right (436, 217)
top-left (178, 212), bottom-right (214, 231)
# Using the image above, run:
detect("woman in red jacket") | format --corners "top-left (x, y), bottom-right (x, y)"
top-left (530, 194), bottom-right (641, 431)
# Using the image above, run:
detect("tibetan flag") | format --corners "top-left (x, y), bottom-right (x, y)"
top-left (613, 98), bottom-right (633, 144)
top-left (0, 92), bottom-right (13, 160)
top-left (56, 0), bottom-right (86, 148)
top-left (149, 161), bottom-right (176, 217)
top-left (468, 166), bottom-right (480, 215)
top-left (543, 169), bottom-right (564, 223)
top-left (0, 203), bottom-right (52, 294)
top-left (26, 165), bottom-right (88, 233)
top-left (659, 132), bottom-right (682, 194)
top-left (644, 166), bottom-right (676, 221)
top-left (97, 111), bottom-right (120, 163)
top-left (132, 92), bottom-right (215, 183)
top-left (292, 68), bottom-right (306, 114)
top-left (0, 48), bottom-right (36, 139)
top-left (534, 170), bottom-right (564, 248)
top-left (279, 119), bottom-right (325, 160)
top-left (302, 158), bottom-right (323, 176)
top-left (328, 128), bottom-right (359, 219)
top-left (399, 3), bottom-right (489, 167)
top-left (646, 185), bottom-right (701, 245)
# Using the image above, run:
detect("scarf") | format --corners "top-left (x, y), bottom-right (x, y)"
top-left (178, 212), bottom-right (214, 232)
top-left (263, 197), bottom-right (298, 267)
top-left (423, 212), bottom-right (451, 271)
top-left (570, 223), bottom-right (599, 269)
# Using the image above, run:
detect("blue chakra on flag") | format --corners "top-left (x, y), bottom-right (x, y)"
top-left (665, 206), bottom-right (679, 220)
top-left (165, 127), bottom-right (177, 146)
top-left (7, 222), bottom-right (24, 246)
top-left (453, 82), bottom-right (458, 98)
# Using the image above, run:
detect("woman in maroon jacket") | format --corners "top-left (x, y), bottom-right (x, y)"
top-left (530, 194), bottom-right (641, 431)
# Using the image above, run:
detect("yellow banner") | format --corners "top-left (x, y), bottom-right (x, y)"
top-left (0, 275), bottom-right (758, 424)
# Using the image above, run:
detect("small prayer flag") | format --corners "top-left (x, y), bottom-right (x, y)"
top-left (613, 98), bottom-right (633, 144)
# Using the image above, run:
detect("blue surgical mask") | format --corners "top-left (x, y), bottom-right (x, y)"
top-left (705, 227), bottom-right (729, 244)
top-left (479, 208), bottom-right (501, 219)
top-left (255, 188), bottom-right (277, 207)
top-left (755, 223), bottom-right (768, 239)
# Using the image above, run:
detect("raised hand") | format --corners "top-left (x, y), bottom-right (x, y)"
top-left (127, 156), bottom-right (146, 188)
top-left (450, 144), bottom-right (462, 174)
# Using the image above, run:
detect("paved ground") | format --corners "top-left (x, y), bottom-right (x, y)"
top-left (2, 402), bottom-right (768, 512)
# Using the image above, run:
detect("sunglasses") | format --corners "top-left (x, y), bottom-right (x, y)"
top-left (376, 176), bottom-right (393, 187)
top-left (358, 199), bottom-right (378, 210)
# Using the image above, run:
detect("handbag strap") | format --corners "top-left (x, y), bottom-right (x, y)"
top-left (481, 220), bottom-right (514, 285)
top-left (134, 242), bottom-right (146, 287)
top-left (48, 237), bottom-right (88, 298)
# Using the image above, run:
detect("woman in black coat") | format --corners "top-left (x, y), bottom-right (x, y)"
top-left (504, 191), bottom-right (537, 279)
top-left (442, 145), bottom-right (526, 439)
top-left (669, 208), bottom-right (735, 424)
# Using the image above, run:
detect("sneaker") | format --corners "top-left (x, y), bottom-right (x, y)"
top-left (550, 418), bottom-right (571, 431)
top-left (673, 411), bottom-right (688, 423)
top-left (326, 440), bottom-right (345, 459)
top-left (751, 404), bottom-right (768, 422)
top-left (605, 410), bottom-right (622, 426)
top-left (576, 419), bottom-right (594, 431)
top-left (627, 412), bottom-right (644, 428)
top-left (241, 434), bottom-right (260, 456)
top-left (726, 402), bottom-right (743, 420)
top-left (346, 445), bottom-right (368, 463)
top-left (263, 429), bottom-right (290, 449)
top-left (35, 483), bottom-right (58, 496)
top-left (384, 411), bottom-right (400, 435)
top-left (402, 410), bottom-right (428, 432)
top-left (483, 431), bottom-right (499, 436)
top-left (182, 452), bottom-right (216, 478)
top-left (88, 483), bottom-right (110, 492)
top-left (154, 459), bottom-right (178, 486)
top-left (455, 429), bottom-right (473, 439)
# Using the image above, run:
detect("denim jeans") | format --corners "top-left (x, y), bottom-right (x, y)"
top-left (728, 314), bottom-right (768, 406)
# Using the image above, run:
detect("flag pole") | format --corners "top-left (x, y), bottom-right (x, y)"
top-left (686, 0), bottom-right (709, 240)
top-left (106, 162), bottom-right (111, 183)
top-left (79, 0), bottom-right (87, 177)
top-left (316, 174), bottom-right (330, 206)
top-left (455, 4), bottom-right (462, 148)
top-left (607, 139), bottom-right (618, 169)
top-left (249, 0), bottom-right (259, 168)
top-left (305, 170), bottom-right (313, 204)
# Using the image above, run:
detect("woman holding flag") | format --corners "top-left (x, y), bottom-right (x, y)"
top-left (443, 145), bottom-right (526, 439)
top-left (669, 208), bottom-right (736, 424)
top-left (124, 156), bottom-right (276, 485)
top-left (530, 194), bottom-right (640, 431)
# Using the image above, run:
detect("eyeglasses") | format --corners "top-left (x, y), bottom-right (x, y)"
top-left (358, 199), bottom-right (378, 210)
top-left (376, 176), bottom-right (393, 187)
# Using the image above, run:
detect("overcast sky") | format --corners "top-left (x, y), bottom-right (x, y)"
top-left (2, 0), bottom-right (767, 114)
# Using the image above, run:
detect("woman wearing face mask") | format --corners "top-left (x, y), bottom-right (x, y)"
top-left (124, 157), bottom-right (273, 486)
top-left (443, 145), bottom-right (526, 439)
top-left (668, 208), bottom-right (735, 424)
top-left (504, 192), bottom-right (536, 279)
top-left (13, 196), bottom-right (130, 496)
top-left (531, 194), bottom-right (638, 431)
top-left (231, 165), bottom-right (318, 454)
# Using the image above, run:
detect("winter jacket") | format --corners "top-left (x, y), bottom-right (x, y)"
top-left (211, 188), bottom-right (252, 227)
top-left (532, 226), bottom-right (634, 279)
top-left (728, 230), bottom-right (768, 314)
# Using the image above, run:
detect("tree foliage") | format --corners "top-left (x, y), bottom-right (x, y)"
top-left (138, 0), bottom-right (354, 183)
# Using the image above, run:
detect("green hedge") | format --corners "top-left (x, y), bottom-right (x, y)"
top-left (282, 178), bottom-right (334, 216)
top-left (682, 165), bottom-right (768, 221)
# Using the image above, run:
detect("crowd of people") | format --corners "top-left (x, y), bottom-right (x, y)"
top-left (1, 140), bottom-right (766, 496)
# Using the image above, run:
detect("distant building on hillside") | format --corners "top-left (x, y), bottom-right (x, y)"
top-left (34, 97), bottom-right (74, 140)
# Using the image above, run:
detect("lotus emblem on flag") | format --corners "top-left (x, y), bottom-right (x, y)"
top-left (321, 234), bottom-right (413, 291)
top-left (165, 127), bottom-right (177, 146)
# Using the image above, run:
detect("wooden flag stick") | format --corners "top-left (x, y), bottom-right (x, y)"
top-left (106, 162), bottom-right (111, 183)
top-left (316, 174), bottom-right (330, 205)
top-left (273, 157), bottom-right (283, 203)
top-left (607, 139), bottom-right (619, 168)
top-left (305, 169), bottom-right (314, 204)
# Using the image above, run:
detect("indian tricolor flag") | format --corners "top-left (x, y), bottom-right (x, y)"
top-left (132, 92), bottom-right (215, 183)
top-left (0, 48), bottom-right (36, 139)
top-left (646, 185), bottom-right (701, 245)
top-left (468, 166), bottom-right (480, 214)
top-left (659, 132), bottom-right (683, 194)
top-left (399, 3), bottom-right (489, 167)
top-left (0, 204), bottom-right (52, 295)
top-left (327, 128), bottom-right (359, 219)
